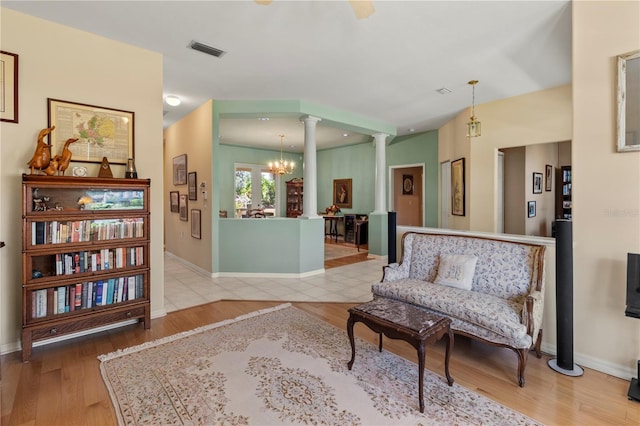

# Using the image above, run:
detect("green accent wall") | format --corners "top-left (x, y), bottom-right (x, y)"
top-left (387, 130), bottom-right (439, 227)
top-left (219, 218), bottom-right (323, 274)
top-left (317, 142), bottom-right (376, 215)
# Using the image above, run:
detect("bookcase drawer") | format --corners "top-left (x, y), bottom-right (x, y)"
top-left (29, 305), bottom-right (147, 341)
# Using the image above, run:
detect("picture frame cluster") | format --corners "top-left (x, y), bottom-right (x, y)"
top-left (170, 154), bottom-right (201, 239)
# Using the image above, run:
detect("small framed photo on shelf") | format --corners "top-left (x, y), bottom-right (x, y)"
top-left (188, 171), bottom-right (197, 201)
top-left (545, 165), bottom-right (553, 191)
top-left (191, 209), bottom-right (201, 239)
top-left (533, 172), bottom-right (543, 194)
top-left (47, 98), bottom-right (134, 164)
top-left (173, 154), bottom-right (187, 185)
top-left (528, 201), bottom-right (536, 218)
top-left (170, 191), bottom-right (179, 213)
top-left (179, 194), bottom-right (188, 221)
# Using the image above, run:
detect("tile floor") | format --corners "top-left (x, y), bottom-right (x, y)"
top-left (164, 250), bottom-right (387, 312)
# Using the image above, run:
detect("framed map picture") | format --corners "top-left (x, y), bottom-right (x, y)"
top-left (47, 98), bottom-right (134, 164)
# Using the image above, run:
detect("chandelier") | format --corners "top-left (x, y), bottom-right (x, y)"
top-left (466, 80), bottom-right (482, 138)
top-left (268, 134), bottom-right (294, 175)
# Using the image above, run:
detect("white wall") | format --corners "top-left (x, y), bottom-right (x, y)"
top-left (0, 8), bottom-right (165, 353)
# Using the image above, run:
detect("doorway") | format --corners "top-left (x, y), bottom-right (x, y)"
top-left (390, 164), bottom-right (424, 227)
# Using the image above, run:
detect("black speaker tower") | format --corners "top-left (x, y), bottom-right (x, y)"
top-left (388, 212), bottom-right (397, 264)
top-left (548, 220), bottom-right (584, 376)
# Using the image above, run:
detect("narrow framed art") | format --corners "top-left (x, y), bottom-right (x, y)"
top-left (528, 201), bottom-right (536, 218)
top-left (179, 194), bottom-right (188, 221)
top-left (545, 165), bottom-right (553, 191)
top-left (0, 50), bottom-right (19, 123)
top-left (617, 49), bottom-right (640, 152)
top-left (191, 209), bottom-right (201, 239)
top-left (451, 158), bottom-right (465, 216)
top-left (170, 191), bottom-right (179, 213)
top-left (533, 172), bottom-right (543, 194)
top-left (188, 171), bottom-right (197, 201)
top-left (47, 98), bottom-right (134, 164)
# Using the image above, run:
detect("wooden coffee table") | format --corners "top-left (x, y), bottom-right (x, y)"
top-left (347, 298), bottom-right (454, 413)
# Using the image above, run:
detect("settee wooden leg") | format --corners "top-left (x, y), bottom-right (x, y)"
top-left (534, 330), bottom-right (543, 358)
top-left (515, 348), bottom-right (528, 387)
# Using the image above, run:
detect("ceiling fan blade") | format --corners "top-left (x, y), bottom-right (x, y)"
top-left (255, 0), bottom-right (273, 5)
top-left (349, 0), bottom-right (375, 19)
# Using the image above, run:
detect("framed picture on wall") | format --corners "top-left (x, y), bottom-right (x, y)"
top-left (188, 171), bottom-right (197, 200)
top-left (545, 165), bottom-right (553, 191)
top-left (617, 50), bottom-right (640, 152)
top-left (402, 174), bottom-right (414, 195)
top-left (528, 201), bottom-right (536, 218)
top-left (333, 178), bottom-right (352, 209)
top-left (179, 194), bottom-right (188, 221)
top-left (47, 98), bottom-right (134, 164)
top-left (170, 191), bottom-right (179, 213)
top-left (173, 154), bottom-right (187, 185)
top-left (533, 172), bottom-right (543, 194)
top-left (451, 158), bottom-right (465, 216)
top-left (0, 51), bottom-right (18, 123)
top-left (191, 209), bottom-right (201, 239)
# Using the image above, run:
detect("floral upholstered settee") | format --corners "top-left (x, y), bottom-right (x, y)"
top-left (371, 231), bottom-right (546, 387)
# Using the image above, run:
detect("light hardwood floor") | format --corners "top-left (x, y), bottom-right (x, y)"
top-left (1, 299), bottom-right (638, 425)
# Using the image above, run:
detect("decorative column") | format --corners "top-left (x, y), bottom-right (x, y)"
top-left (373, 133), bottom-right (388, 214)
top-left (301, 115), bottom-right (321, 218)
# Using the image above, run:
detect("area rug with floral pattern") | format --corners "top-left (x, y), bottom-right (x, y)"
top-left (99, 303), bottom-right (542, 425)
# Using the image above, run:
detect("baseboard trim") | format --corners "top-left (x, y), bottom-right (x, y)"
top-left (541, 342), bottom-right (634, 381)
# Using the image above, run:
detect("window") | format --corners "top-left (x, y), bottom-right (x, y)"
top-left (234, 164), bottom-right (277, 217)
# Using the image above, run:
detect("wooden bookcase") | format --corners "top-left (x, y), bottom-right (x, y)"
top-left (286, 178), bottom-right (303, 217)
top-left (21, 175), bottom-right (151, 361)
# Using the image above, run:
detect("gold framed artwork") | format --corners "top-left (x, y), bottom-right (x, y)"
top-left (333, 178), bottom-right (352, 209)
top-left (0, 50), bottom-right (19, 123)
top-left (451, 158), bottom-right (465, 216)
top-left (47, 98), bottom-right (134, 164)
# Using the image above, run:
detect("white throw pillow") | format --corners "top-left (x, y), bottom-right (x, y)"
top-left (433, 254), bottom-right (478, 290)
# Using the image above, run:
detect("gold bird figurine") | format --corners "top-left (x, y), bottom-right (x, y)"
top-left (56, 138), bottom-right (79, 175)
top-left (27, 126), bottom-right (55, 174)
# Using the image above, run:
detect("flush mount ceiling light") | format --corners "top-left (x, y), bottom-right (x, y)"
top-left (165, 96), bottom-right (181, 107)
top-left (437, 87), bottom-right (452, 95)
top-left (466, 80), bottom-right (481, 138)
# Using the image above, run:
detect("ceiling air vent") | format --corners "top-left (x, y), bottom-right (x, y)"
top-left (189, 40), bottom-right (226, 58)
